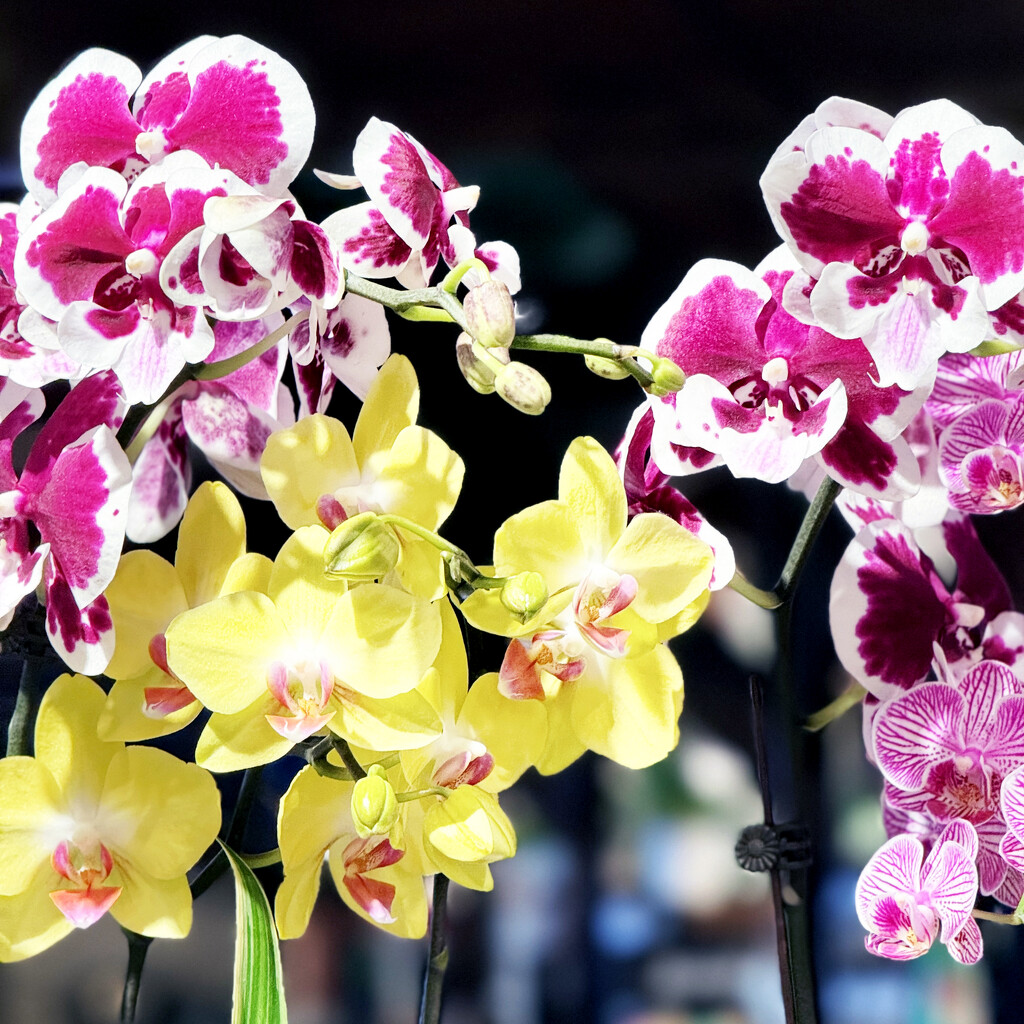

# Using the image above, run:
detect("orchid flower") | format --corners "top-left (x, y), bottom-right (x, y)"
top-left (762, 98), bottom-right (1024, 388)
top-left (0, 674), bottom-right (220, 961)
top-left (641, 248), bottom-right (925, 494)
top-left (21, 35), bottom-right (313, 208)
top-left (855, 819), bottom-right (981, 964)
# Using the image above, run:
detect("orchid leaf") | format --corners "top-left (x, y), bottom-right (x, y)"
top-left (222, 840), bottom-right (288, 1024)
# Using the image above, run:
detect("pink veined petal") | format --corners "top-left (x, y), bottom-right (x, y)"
top-left (958, 660), bottom-right (1024, 747)
top-left (945, 915), bottom-right (983, 964)
top-left (935, 818), bottom-right (980, 861)
top-left (920, 838), bottom-right (979, 936)
top-left (21, 49), bottom-right (142, 206)
top-left (864, 896), bottom-right (933, 960)
top-left (1000, 765), bottom-right (1024, 842)
top-left (163, 36), bottom-right (314, 195)
top-left (855, 833), bottom-right (925, 930)
top-left (872, 683), bottom-right (966, 791)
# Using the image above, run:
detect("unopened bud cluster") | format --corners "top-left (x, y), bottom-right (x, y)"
top-left (456, 280), bottom-right (551, 415)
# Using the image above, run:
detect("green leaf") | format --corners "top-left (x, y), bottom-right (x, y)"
top-left (221, 839), bottom-right (288, 1024)
top-left (969, 338), bottom-right (1024, 357)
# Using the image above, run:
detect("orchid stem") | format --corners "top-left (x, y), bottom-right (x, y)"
top-left (418, 874), bottom-right (451, 1024)
top-left (119, 929), bottom-right (153, 1024)
top-left (332, 736), bottom-right (367, 779)
top-left (226, 766), bottom-right (263, 850)
top-left (5, 656), bottom-right (45, 757)
top-left (511, 334), bottom-right (655, 387)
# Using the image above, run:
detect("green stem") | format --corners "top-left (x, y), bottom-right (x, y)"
top-left (194, 310), bottom-right (308, 381)
top-left (331, 736), bottom-right (367, 780)
top-left (343, 274), bottom-right (467, 329)
top-left (973, 909), bottom-right (1022, 925)
top-left (119, 929), bottom-right (153, 1024)
top-left (5, 657), bottom-right (45, 757)
top-left (728, 477), bottom-right (842, 610)
top-left (418, 874), bottom-right (451, 1024)
top-left (226, 766), bottom-right (264, 851)
top-left (511, 334), bottom-right (655, 387)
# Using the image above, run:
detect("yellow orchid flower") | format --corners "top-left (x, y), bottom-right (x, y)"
top-left (98, 481), bottom-right (272, 742)
top-left (261, 353), bottom-right (464, 599)
top-left (0, 674), bottom-right (220, 961)
top-left (164, 526), bottom-right (443, 772)
top-left (401, 600), bottom-right (546, 794)
top-left (275, 763), bottom-right (428, 940)
top-left (462, 436), bottom-right (714, 770)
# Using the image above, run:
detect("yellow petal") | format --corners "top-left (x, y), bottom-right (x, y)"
top-left (373, 425), bottom-right (464, 530)
top-left (534, 692), bottom-right (587, 776)
top-left (221, 552), bottom-right (274, 595)
top-left (195, 698), bottom-right (296, 773)
top-left (606, 512), bottom-right (713, 622)
top-left (99, 747), bottom-right (220, 878)
top-left (395, 534), bottom-right (447, 602)
top-left (104, 551), bottom-right (187, 680)
top-left (165, 592), bottom-right (288, 714)
top-left (0, 758), bottom-right (63, 895)
top-left (261, 415), bottom-right (358, 529)
top-left (275, 858), bottom-right (323, 939)
top-left (657, 588), bottom-right (711, 642)
top-left (176, 481), bottom-right (247, 607)
top-left (352, 353), bottom-right (419, 466)
top-left (0, 864), bottom-right (72, 962)
top-left (570, 645), bottom-right (684, 769)
top-left (492, 500), bottom-right (585, 590)
top-left (557, 436), bottom-right (626, 559)
top-left (330, 687), bottom-right (441, 752)
top-left (109, 865), bottom-right (193, 938)
top-left (33, 674), bottom-right (120, 800)
top-left (324, 584), bottom-right (441, 699)
top-left (458, 673), bottom-right (547, 792)
top-left (97, 670), bottom-right (201, 743)
top-left (268, 525), bottom-right (346, 634)
top-left (278, 767), bottom-right (353, 870)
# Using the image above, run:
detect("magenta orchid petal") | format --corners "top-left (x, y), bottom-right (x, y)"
top-left (855, 833), bottom-right (926, 928)
top-left (322, 201), bottom-right (414, 280)
top-left (43, 562), bottom-right (114, 675)
top-left (20, 49), bottom-right (143, 206)
top-left (946, 916), bottom-right (983, 964)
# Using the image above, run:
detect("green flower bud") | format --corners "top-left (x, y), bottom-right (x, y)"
top-left (499, 571), bottom-right (549, 621)
top-left (494, 361), bottom-right (551, 416)
top-left (463, 279), bottom-right (516, 349)
top-left (646, 357), bottom-right (686, 397)
top-left (351, 764), bottom-right (399, 838)
top-left (456, 332), bottom-right (509, 394)
top-left (324, 512), bottom-right (401, 582)
top-left (584, 354), bottom-right (630, 380)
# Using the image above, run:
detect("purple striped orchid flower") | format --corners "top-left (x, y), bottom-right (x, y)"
top-left (855, 819), bottom-right (981, 963)
top-left (762, 99), bottom-right (1024, 390)
top-left (872, 661), bottom-right (1024, 895)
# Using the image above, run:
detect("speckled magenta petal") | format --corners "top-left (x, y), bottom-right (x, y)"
top-left (164, 36), bottom-right (314, 194)
top-left (15, 169), bottom-right (132, 320)
top-left (830, 520), bottom-right (948, 698)
top-left (126, 401), bottom-right (191, 543)
top-left (21, 49), bottom-right (142, 206)
top-left (354, 117), bottom-right (437, 250)
top-left (43, 561), bottom-right (114, 675)
top-left (322, 201), bottom-right (413, 280)
top-left (929, 126), bottom-right (1024, 308)
top-left (131, 37), bottom-right (213, 130)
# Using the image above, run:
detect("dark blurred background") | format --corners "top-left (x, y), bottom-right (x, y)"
top-left (3, 1), bottom-right (1024, 1021)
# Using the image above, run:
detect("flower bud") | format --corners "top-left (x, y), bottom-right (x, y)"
top-left (351, 764), bottom-right (399, 838)
top-left (324, 511), bottom-right (401, 582)
top-left (423, 786), bottom-right (516, 865)
top-left (499, 571), bottom-right (549, 621)
top-left (646, 357), bottom-right (686, 397)
top-left (584, 353), bottom-right (630, 380)
top-left (456, 332), bottom-right (509, 394)
top-left (463, 280), bottom-right (516, 349)
top-left (494, 361), bottom-right (551, 416)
